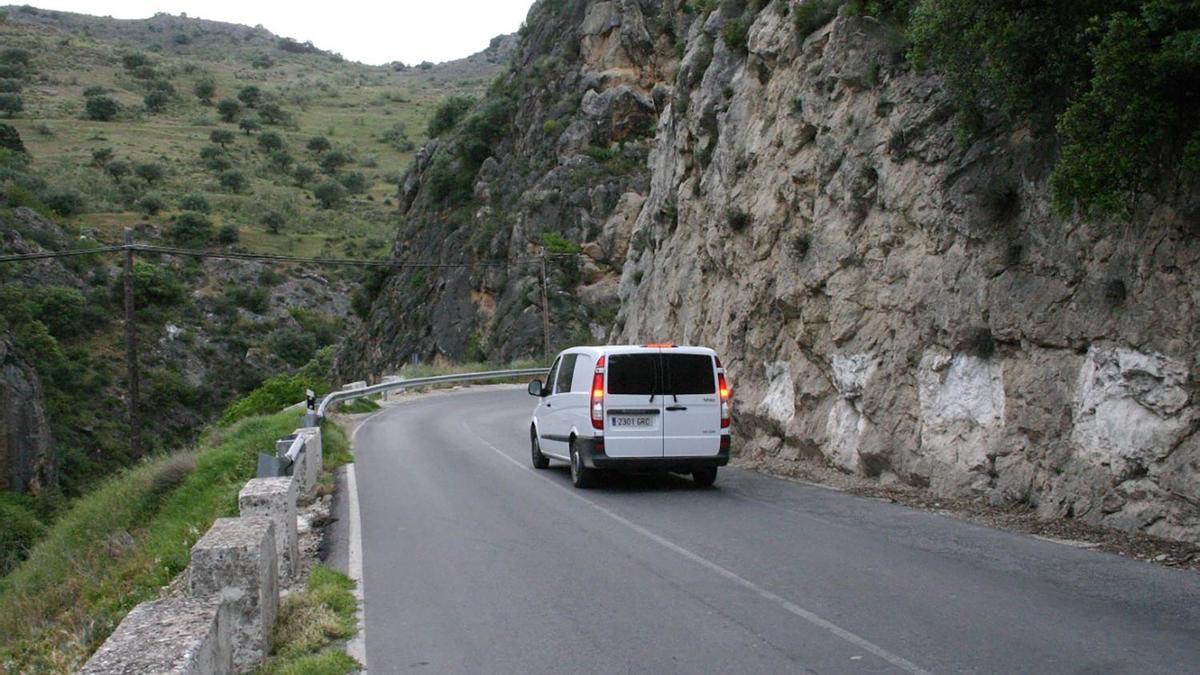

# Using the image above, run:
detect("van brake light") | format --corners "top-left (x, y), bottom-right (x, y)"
top-left (591, 356), bottom-right (606, 430)
top-left (718, 372), bottom-right (731, 428)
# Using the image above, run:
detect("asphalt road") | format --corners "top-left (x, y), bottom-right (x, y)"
top-left (347, 387), bottom-right (1200, 674)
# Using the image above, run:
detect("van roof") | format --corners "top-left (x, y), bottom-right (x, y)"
top-left (558, 344), bottom-right (718, 357)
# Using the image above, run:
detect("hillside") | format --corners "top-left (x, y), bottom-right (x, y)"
top-left (0, 4), bottom-right (514, 576)
top-left (340, 0), bottom-right (1200, 543)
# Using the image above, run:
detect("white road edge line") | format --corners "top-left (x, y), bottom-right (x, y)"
top-left (344, 463), bottom-right (368, 670)
top-left (463, 423), bottom-right (933, 675)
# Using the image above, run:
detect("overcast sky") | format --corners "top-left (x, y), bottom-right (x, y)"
top-left (30, 0), bottom-right (536, 65)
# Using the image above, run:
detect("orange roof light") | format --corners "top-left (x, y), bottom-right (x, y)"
top-left (643, 343), bottom-right (676, 348)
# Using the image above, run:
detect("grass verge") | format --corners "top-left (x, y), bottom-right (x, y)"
top-left (259, 566), bottom-right (359, 675)
top-left (0, 410), bottom-right (348, 673)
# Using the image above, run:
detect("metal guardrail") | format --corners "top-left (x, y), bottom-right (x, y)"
top-left (315, 368), bottom-right (549, 418)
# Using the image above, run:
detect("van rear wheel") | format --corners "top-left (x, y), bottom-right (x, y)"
top-left (693, 467), bottom-right (718, 487)
top-left (569, 439), bottom-right (597, 488)
top-left (530, 426), bottom-right (549, 469)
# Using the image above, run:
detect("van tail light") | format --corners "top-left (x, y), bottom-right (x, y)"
top-left (718, 371), bottom-right (731, 428)
top-left (591, 356), bottom-right (606, 430)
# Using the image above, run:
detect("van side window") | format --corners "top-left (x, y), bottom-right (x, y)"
top-left (554, 354), bottom-right (578, 394)
top-left (570, 355), bottom-right (594, 392)
top-left (663, 354), bottom-right (715, 394)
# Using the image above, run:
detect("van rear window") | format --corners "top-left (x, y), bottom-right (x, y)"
top-left (664, 354), bottom-right (715, 395)
top-left (607, 354), bottom-right (658, 395)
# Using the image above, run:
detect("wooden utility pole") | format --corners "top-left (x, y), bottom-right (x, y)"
top-left (123, 228), bottom-right (142, 458)
top-left (539, 251), bottom-right (551, 358)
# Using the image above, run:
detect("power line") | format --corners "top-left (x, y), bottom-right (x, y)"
top-left (0, 245), bottom-right (125, 263)
top-left (0, 243), bottom-right (583, 269)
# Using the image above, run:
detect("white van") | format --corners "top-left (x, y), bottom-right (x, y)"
top-left (527, 344), bottom-right (731, 488)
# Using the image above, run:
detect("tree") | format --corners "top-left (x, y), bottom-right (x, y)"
top-left (292, 164), bottom-right (316, 187)
top-left (257, 131), bottom-right (284, 152)
top-left (313, 179), bottom-right (346, 208)
top-left (319, 149), bottom-right (351, 174)
top-left (237, 85), bottom-right (262, 108)
top-left (84, 95), bottom-right (119, 121)
top-left (0, 78), bottom-right (21, 93)
top-left (134, 162), bottom-right (165, 186)
top-left (193, 78), bottom-right (215, 104)
top-left (268, 150), bottom-right (293, 172)
top-left (0, 93), bottom-right (22, 117)
top-left (257, 102), bottom-right (288, 125)
top-left (238, 118), bottom-right (261, 135)
top-left (219, 169), bottom-right (246, 193)
top-left (216, 97), bottom-right (241, 123)
top-left (0, 123), bottom-right (26, 154)
top-left (209, 129), bottom-right (234, 148)
top-left (170, 211), bottom-right (214, 247)
top-left (338, 171), bottom-right (369, 194)
top-left (104, 159), bottom-right (131, 182)
top-left (262, 210), bottom-right (285, 234)
top-left (306, 136), bottom-right (331, 154)
top-left (143, 89), bottom-right (170, 113)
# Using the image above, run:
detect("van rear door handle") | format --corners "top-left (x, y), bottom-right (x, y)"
top-left (666, 405), bottom-right (688, 411)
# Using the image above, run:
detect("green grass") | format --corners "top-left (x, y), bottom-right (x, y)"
top-left (0, 409), bottom-right (348, 674)
top-left (0, 9), bottom-right (502, 257)
top-left (260, 566), bottom-right (359, 675)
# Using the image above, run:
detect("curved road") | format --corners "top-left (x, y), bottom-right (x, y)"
top-left (348, 387), bottom-right (1200, 674)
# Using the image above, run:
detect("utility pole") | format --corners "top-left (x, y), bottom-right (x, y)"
top-left (123, 228), bottom-right (142, 458)
top-left (539, 251), bottom-right (551, 358)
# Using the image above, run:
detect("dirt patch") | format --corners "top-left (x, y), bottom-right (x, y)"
top-left (735, 454), bottom-right (1200, 573)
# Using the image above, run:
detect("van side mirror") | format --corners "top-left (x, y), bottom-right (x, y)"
top-left (528, 379), bottom-right (544, 397)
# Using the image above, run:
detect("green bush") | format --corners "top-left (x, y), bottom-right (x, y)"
top-left (137, 193), bottom-right (166, 216)
top-left (143, 89), bottom-right (170, 113)
top-left (219, 375), bottom-right (325, 425)
top-left (117, 261), bottom-right (185, 306)
top-left (84, 95), bottom-right (119, 121)
top-left (541, 231), bottom-right (581, 254)
top-left (0, 496), bottom-right (45, 577)
top-left (219, 169), bottom-right (246, 193)
top-left (170, 211), bottom-right (215, 247)
top-left (42, 188), bottom-right (84, 216)
top-left (793, 0), bottom-right (840, 37)
top-left (267, 327), bottom-right (319, 367)
top-left (178, 192), bottom-right (211, 213)
top-left (722, 16), bottom-right (750, 54)
top-left (217, 224), bottom-right (240, 245)
top-left (425, 154), bottom-right (473, 203)
top-left (313, 179), bottom-right (346, 208)
top-left (216, 97), bottom-right (241, 122)
top-left (0, 92), bottom-right (22, 117)
top-left (209, 129), bottom-right (234, 147)
top-left (427, 95), bottom-right (475, 138)
top-left (258, 131), bottom-right (284, 152)
top-left (338, 171), bottom-right (368, 194)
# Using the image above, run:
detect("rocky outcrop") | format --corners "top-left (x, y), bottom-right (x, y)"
top-left (348, 1), bottom-right (1200, 542)
top-left (0, 333), bottom-right (56, 494)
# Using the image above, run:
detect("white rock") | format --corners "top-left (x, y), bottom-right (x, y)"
top-left (917, 349), bottom-right (1006, 492)
top-left (757, 361), bottom-right (795, 425)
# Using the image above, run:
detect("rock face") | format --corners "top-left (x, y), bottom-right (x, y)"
top-left (0, 332), bottom-right (55, 494)
top-left (346, 1), bottom-right (1200, 542)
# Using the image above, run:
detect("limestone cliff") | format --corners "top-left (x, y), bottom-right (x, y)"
top-left (344, 1), bottom-right (1200, 542)
top-left (0, 333), bottom-right (55, 494)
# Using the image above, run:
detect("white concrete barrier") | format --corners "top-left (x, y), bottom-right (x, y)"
top-left (239, 478), bottom-right (299, 582)
top-left (78, 597), bottom-right (232, 675)
top-left (188, 517), bottom-right (278, 670)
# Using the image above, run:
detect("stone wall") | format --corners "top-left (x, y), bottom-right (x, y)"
top-left (78, 424), bottom-right (324, 674)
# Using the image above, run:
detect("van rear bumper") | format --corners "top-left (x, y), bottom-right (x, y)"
top-left (577, 437), bottom-right (730, 472)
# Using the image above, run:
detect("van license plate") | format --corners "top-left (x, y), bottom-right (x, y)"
top-left (610, 415), bottom-right (654, 428)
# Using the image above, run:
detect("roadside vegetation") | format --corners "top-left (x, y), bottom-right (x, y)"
top-left (0, 396), bottom-right (352, 673)
top-left (262, 566), bottom-right (360, 675)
